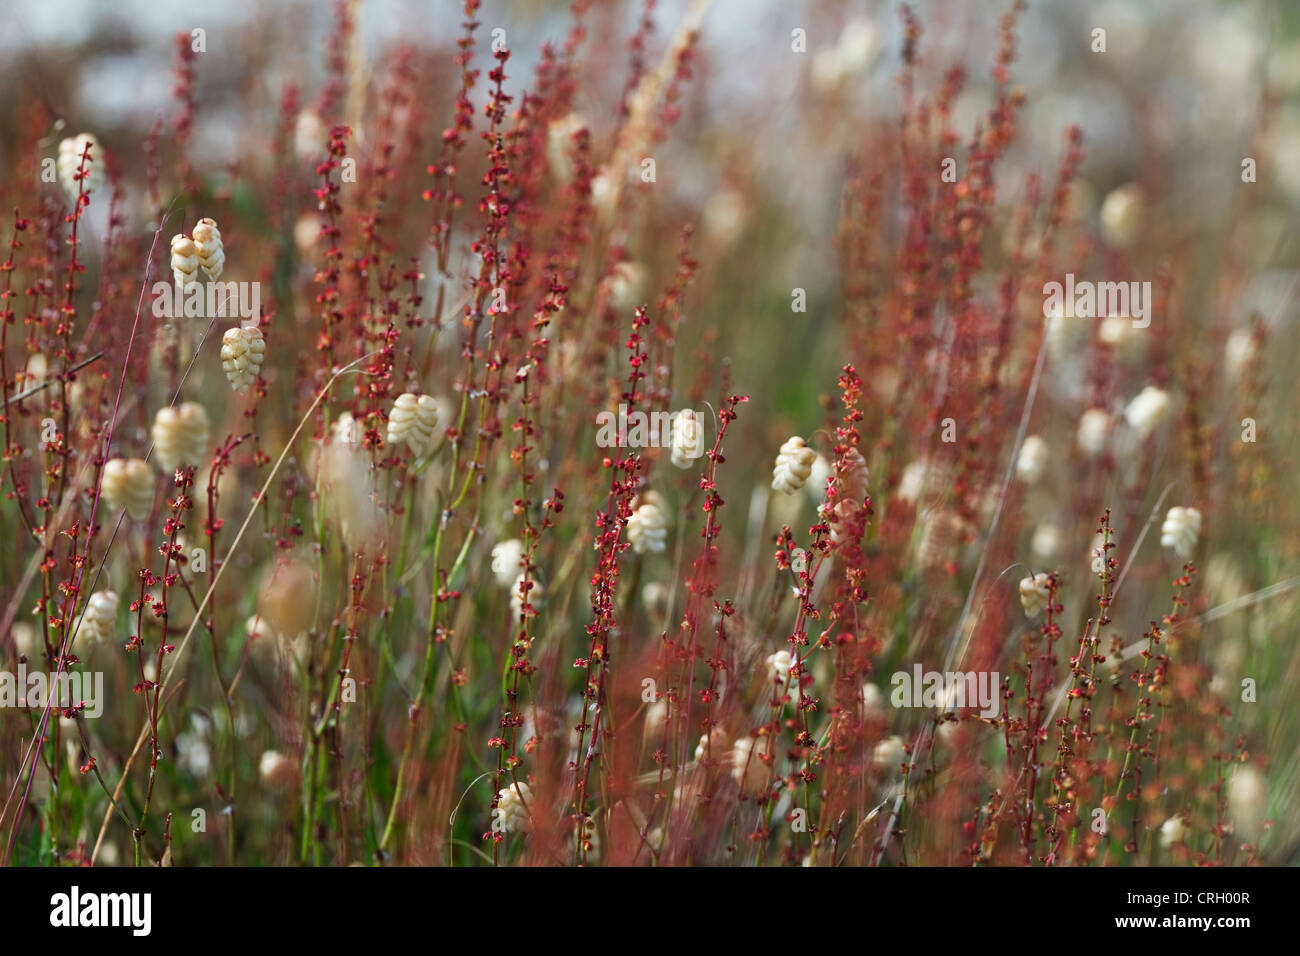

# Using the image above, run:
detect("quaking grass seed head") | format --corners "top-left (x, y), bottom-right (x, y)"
top-left (220, 326), bottom-right (266, 393)
top-left (56, 132), bottom-right (104, 202)
top-left (191, 217), bottom-right (225, 280)
top-left (170, 234), bottom-right (199, 289)
top-left (771, 436), bottom-right (816, 495)
top-left (101, 458), bottom-right (155, 521)
top-left (151, 402), bottom-right (211, 472)
top-left (386, 392), bottom-right (440, 457)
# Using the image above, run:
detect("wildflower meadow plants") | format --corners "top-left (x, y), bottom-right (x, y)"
top-left (0, 0), bottom-right (1296, 873)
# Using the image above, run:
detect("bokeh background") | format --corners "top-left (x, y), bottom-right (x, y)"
top-left (1, 0), bottom-right (1297, 866)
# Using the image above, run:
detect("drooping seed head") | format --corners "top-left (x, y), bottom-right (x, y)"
top-left (1015, 435), bottom-right (1049, 484)
top-left (627, 491), bottom-right (668, 554)
top-left (1160, 506), bottom-right (1202, 559)
top-left (670, 409), bottom-right (704, 468)
top-left (873, 735), bottom-right (906, 773)
top-left (771, 435), bottom-right (817, 495)
top-left (1077, 408), bottom-right (1111, 457)
top-left (56, 133), bottom-right (104, 202)
top-left (766, 649), bottom-right (794, 686)
top-left (191, 217), bottom-right (225, 280)
top-left (490, 539), bottom-right (526, 588)
top-left (170, 235), bottom-right (199, 289)
top-left (510, 571), bottom-right (545, 619)
top-left (1018, 572), bottom-right (1051, 617)
top-left (151, 401), bottom-right (211, 473)
top-left (694, 726), bottom-right (727, 762)
top-left (1159, 815), bottom-right (1188, 848)
top-left (1124, 385), bottom-right (1171, 438)
top-left (79, 590), bottom-right (120, 647)
top-left (1099, 182), bottom-right (1144, 249)
top-left (101, 458), bottom-right (155, 521)
top-left (220, 326), bottom-right (266, 393)
top-left (386, 392), bottom-right (440, 457)
top-left (493, 780), bottom-right (533, 834)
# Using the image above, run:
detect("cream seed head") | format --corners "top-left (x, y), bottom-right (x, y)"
top-left (170, 234), bottom-right (199, 289)
top-left (12, 622), bottom-right (36, 658)
top-left (1159, 815), bottom-right (1188, 848)
top-left (771, 435), bottom-right (816, 495)
top-left (220, 326), bottom-right (266, 393)
top-left (641, 580), bottom-right (669, 616)
top-left (642, 699), bottom-right (669, 743)
top-left (152, 402), bottom-right (211, 473)
top-left (1227, 765), bottom-right (1267, 841)
top-left (259, 750), bottom-right (297, 790)
top-left (810, 17), bottom-right (880, 93)
top-left (1098, 315), bottom-right (1142, 359)
top-left (191, 217), bottom-right (225, 280)
top-left (294, 108), bottom-right (326, 163)
top-left (1089, 532), bottom-right (1108, 576)
top-left (493, 780), bottom-right (533, 834)
top-left (19, 353), bottom-right (48, 393)
top-left (151, 406), bottom-right (183, 471)
top-left (873, 734), bottom-right (906, 773)
top-left (702, 185), bottom-right (748, 248)
top-left (604, 261), bottom-right (647, 312)
top-left (1015, 435), bottom-right (1049, 484)
top-left (331, 412), bottom-right (362, 448)
top-left (670, 409), bottom-right (705, 468)
top-left (246, 614), bottom-right (272, 644)
top-left (1160, 506), bottom-right (1202, 559)
top-left (101, 458), bottom-right (154, 521)
top-left (1099, 182), bottom-right (1144, 249)
top-left (1077, 408), bottom-right (1112, 456)
top-left (1124, 385), bottom-right (1171, 438)
top-left (315, 415), bottom-right (383, 552)
top-left (1045, 300), bottom-right (1088, 362)
top-left (386, 392), bottom-right (440, 457)
top-left (627, 491), bottom-right (668, 555)
top-left (1018, 572), bottom-right (1051, 617)
top-left (175, 715), bottom-right (213, 778)
top-left (589, 167), bottom-right (615, 222)
top-left (178, 402), bottom-right (211, 466)
top-left (79, 590), bottom-right (120, 647)
top-left (490, 539), bottom-right (526, 588)
top-left (256, 556), bottom-right (319, 646)
top-left (1225, 328), bottom-right (1257, 380)
top-left (766, 649), bottom-right (794, 686)
top-left (56, 133), bottom-right (104, 202)
top-left (313, 411), bottom-right (387, 554)
top-left (694, 726), bottom-right (728, 762)
top-left (510, 572), bottom-right (544, 619)
top-left (730, 737), bottom-right (766, 794)
top-left (1097, 315), bottom-right (1127, 345)
top-left (246, 612), bottom-right (306, 668)
top-left (897, 460), bottom-right (928, 504)
top-left (861, 682), bottom-right (885, 718)
top-left (545, 112), bottom-right (588, 184)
